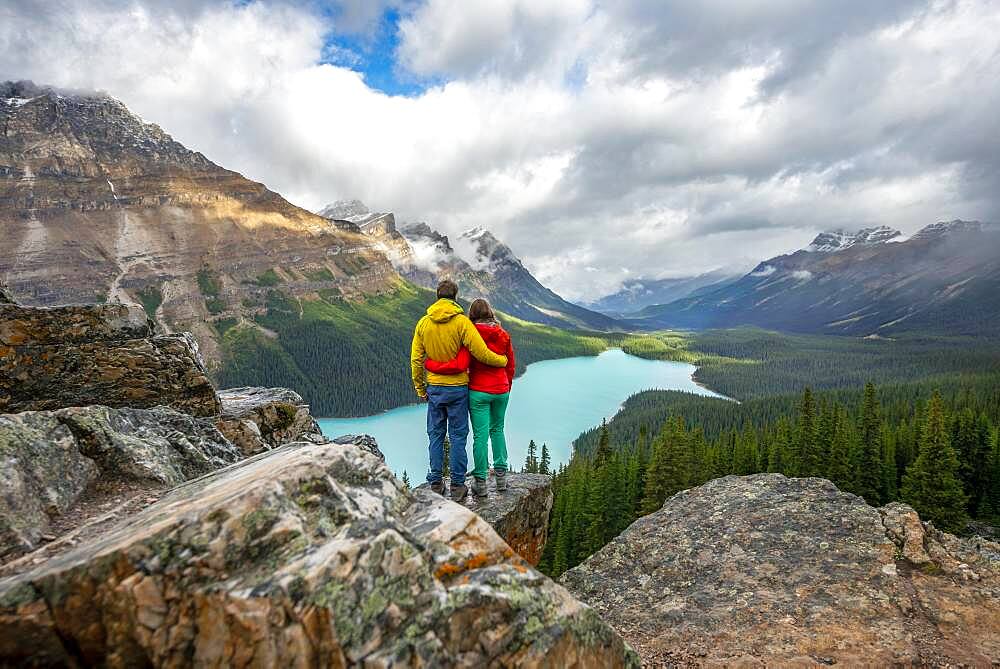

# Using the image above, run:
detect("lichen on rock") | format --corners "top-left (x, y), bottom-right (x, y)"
top-left (0, 441), bottom-right (639, 667)
top-left (418, 472), bottom-right (553, 565)
top-left (0, 405), bottom-right (242, 559)
top-left (216, 386), bottom-right (325, 455)
top-left (560, 473), bottom-right (1000, 666)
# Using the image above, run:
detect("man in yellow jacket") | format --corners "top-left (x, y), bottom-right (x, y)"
top-left (411, 279), bottom-right (508, 501)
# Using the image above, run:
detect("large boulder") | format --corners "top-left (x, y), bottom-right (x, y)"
top-left (217, 386), bottom-right (325, 455)
top-left (0, 302), bottom-right (220, 417)
top-left (0, 441), bottom-right (639, 667)
top-left (419, 473), bottom-right (553, 565)
top-left (0, 406), bottom-right (242, 559)
top-left (561, 474), bottom-right (1000, 666)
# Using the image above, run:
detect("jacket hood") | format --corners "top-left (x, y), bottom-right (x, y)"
top-left (426, 298), bottom-right (465, 323)
top-left (475, 321), bottom-right (510, 347)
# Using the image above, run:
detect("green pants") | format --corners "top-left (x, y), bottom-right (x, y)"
top-left (469, 390), bottom-right (510, 480)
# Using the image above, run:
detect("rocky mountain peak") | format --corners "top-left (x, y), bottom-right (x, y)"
top-left (1, 80), bottom-right (210, 170)
top-left (317, 198), bottom-right (370, 221)
top-left (805, 225), bottom-right (902, 253)
top-left (911, 219), bottom-right (986, 240)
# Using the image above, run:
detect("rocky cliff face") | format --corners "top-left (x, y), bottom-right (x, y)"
top-left (0, 81), bottom-right (397, 368)
top-left (419, 473), bottom-right (554, 566)
top-left (216, 386), bottom-right (325, 456)
top-left (561, 474), bottom-right (1000, 666)
top-left (0, 405), bottom-right (242, 559)
top-left (0, 301), bottom-right (220, 417)
top-left (0, 441), bottom-right (638, 667)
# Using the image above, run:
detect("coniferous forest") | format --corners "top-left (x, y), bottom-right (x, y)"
top-left (540, 379), bottom-right (1000, 578)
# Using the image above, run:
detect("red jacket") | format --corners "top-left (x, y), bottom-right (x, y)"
top-left (425, 322), bottom-right (515, 394)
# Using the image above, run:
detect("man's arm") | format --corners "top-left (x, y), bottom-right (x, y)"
top-left (425, 347), bottom-right (470, 375)
top-left (461, 318), bottom-right (507, 367)
top-left (410, 321), bottom-right (428, 398)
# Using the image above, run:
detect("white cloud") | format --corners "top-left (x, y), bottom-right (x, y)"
top-left (2, 0), bottom-right (1000, 301)
top-left (791, 270), bottom-right (814, 281)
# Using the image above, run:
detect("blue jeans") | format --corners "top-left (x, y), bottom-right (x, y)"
top-left (426, 385), bottom-right (470, 485)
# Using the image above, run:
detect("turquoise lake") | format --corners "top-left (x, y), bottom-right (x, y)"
top-left (318, 349), bottom-right (728, 481)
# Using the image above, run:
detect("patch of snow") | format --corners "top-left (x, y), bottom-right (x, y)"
top-left (750, 264), bottom-right (776, 277)
top-left (4, 97), bottom-right (36, 107)
top-left (806, 226), bottom-right (901, 252)
top-left (107, 179), bottom-right (119, 202)
top-left (791, 270), bottom-right (814, 281)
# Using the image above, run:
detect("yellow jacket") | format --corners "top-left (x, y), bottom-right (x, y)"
top-left (411, 299), bottom-right (508, 397)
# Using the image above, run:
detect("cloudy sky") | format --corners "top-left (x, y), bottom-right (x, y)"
top-left (3, 0), bottom-right (999, 300)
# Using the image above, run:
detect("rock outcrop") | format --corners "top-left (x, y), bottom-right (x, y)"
top-left (217, 386), bottom-right (324, 455)
top-left (561, 474), bottom-right (1000, 667)
top-left (0, 302), bottom-right (220, 417)
top-left (0, 405), bottom-right (242, 559)
top-left (0, 441), bottom-right (638, 667)
top-left (419, 473), bottom-right (553, 565)
top-left (0, 281), bottom-right (12, 305)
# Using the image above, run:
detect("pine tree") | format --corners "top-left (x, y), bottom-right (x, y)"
top-left (734, 423), bottom-right (757, 475)
top-left (524, 440), bottom-right (539, 473)
top-left (641, 417), bottom-right (690, 514)
top-left (797, 387), bottom-right (821, 477)
top-left (901, 393), bottom-right (969, 533)
top-left (768, 417), bottom-right (794, 475)
top-left (882, 424), bottom-right (898, 501)
top-left (401, 470), bottom-right (411, 489)
top-left (594, 419), bottom-right (612, 467)
top-left (952, 409), bottom-right (991, 514)
top-left (855, 383), bottom-right (884, 505)
top-left (826, 406), bottom-right (853, 491)
top-left (539, 443), bottom-right (552, 475)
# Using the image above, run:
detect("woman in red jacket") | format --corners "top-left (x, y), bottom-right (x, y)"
top-left (425, 298), bottom-right (515, 497)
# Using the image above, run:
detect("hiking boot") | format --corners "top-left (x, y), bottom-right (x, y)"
top-left (495, 470), bottom-right (507, 492)
top-left (450, 483), bottom-right (468, 502)
top-left (430, 481), bottom-right (444, 495)
top-left (471, 477), bottom-right (488, 498)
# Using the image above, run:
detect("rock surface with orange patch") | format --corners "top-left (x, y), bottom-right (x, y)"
top-left (0, 441), bottom-right (639, 667)
top-left (561, 474), bottom-right (1000, 667)
top-left (0, 301), bottom-right (219, 416)
top-left (419, 473), bottom-right (554, 565)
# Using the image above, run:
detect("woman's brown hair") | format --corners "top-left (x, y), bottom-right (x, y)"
top-left (468, 298), bottom-right (497, 323)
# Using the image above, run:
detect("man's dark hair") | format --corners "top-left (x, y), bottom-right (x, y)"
top-left (436, 279), bottom-right (458, 300)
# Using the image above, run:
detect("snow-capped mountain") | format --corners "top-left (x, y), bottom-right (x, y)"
top-left (632, 220), bottom-right (1000, 336)
top-left (805, 226), bottom-right (902, 253)
top-left (395, 219), bottom-right (619, 330)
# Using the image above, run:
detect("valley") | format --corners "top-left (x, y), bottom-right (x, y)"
top-left (318, 348), bottom-right (727, 480)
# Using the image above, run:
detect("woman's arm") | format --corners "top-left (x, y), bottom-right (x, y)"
top-left (425, 347), bottom-right (471, 375)
top-left (504, 338), bottom-right (516, 384)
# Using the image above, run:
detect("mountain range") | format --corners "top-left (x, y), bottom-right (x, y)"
top-left (632, 221), bottom-right (1000, 336)
top-left (317, 199), bottom-right (618, 330)
top-left (584, 270), bottom-right (740, 317)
